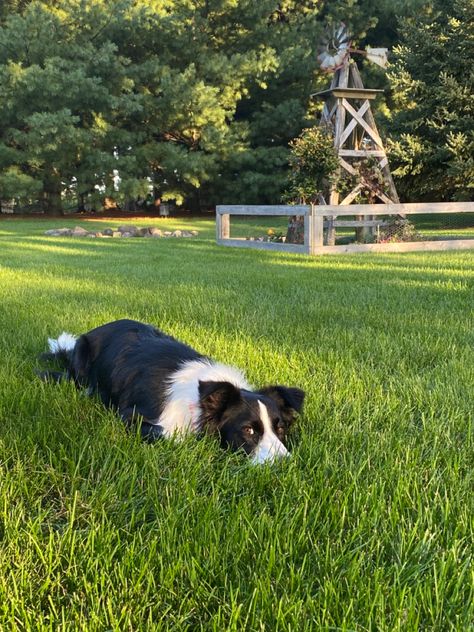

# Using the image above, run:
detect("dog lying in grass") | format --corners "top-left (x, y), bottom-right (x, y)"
top-left (39, 319), bottom-right (305, 464)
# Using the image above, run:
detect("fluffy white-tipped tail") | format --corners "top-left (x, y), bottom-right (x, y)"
top-left (48, 332), bottom-right (77, 354)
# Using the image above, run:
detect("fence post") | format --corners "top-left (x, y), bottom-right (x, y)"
top-left (310, 204), bottom-right (324, 255)
top-left (304, 212), bottom-right (310, 254)
top-left (216, 208), bottom-right (230, 242)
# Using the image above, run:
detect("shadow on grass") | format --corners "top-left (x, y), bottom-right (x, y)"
top-left (1, 231), bottom-right (473, 369)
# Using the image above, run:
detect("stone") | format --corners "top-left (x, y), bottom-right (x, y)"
top-left (117, 224), bottom-right (137, 235)
top-left (45, 227), bottom-right (72, 236)
top-left (72, 226), bottom-right (89, 236)
top-left (44, 224), bottom-right (198, 240)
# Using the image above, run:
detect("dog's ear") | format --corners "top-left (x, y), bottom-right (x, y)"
top-left (257, 386), bottom-right (305, 425)
top-left (198, 381), bottom-right (241, 432)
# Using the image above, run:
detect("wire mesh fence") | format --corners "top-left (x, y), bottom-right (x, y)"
top-left (217, 203), bottom-right (474, 254)
top-left (221, 208), bottom-right (474, 248)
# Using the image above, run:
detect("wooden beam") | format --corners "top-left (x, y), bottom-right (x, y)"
top-left (216, 212), bottom-right (230, 239)
top-left (310, 204), bottom-right (324, 253)
top-left (217, 238), bottom-right (308, 254)
top-left (333, 65), bottom-right (350, 150)
top-left (216, 205), bottom-right (310, 216)
top-left (310, 240), bottom-right (474, 255)
top-left (341, 99), bottom-right (384, 149)
top-left (312, 202), bottom-right (474, 216)
top-left (339, 158), bottom-right (357, 176)
top-left (349, 63), bottom-right (400, 204)
top-left (340, 184), bottom-right (363, 205)
top-left (338, 101), bottom-right (370, 147)
top-left (323, 219), bottom-right (389, 228)
top-left (313, 87), bottom-right (383, 100)
top-left (339, 149), bottom-right (386, 157)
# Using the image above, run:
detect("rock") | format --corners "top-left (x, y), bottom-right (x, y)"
top-left (45, 227), bottom-right (72, 236)
top-left (117, 225), bottom-right (137, 235)
top-left (136, 227), bottom-right (149, 237)
top-left (72, 226), bottom-right (89, 237)
top-left (44, 224), bottom-right (199, 240)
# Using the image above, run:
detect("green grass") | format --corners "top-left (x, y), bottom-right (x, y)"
top-left (1, 216), bottom-right (473, 631)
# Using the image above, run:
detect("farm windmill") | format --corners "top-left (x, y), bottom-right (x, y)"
top-left (313, 24), bottom-right (399, 244)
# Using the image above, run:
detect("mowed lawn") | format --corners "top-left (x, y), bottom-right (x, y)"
top-left (0, 216), bottom-right (473, 631)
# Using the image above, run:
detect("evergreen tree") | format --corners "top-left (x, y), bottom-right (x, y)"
top-left (386, 0), bottom-right (474, 201)
top-left (0, 1), bottom-right (143, 214)
top-left (0, 0), bottom-right (385, 212)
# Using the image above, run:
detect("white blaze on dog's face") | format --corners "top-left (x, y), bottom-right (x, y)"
top-left (250, 400), bottom-right (289, 464)
top-left (198, 380), bottom-right (305, 463)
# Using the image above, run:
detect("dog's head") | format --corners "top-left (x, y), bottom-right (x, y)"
top-left (198, 381), bottom-right (305, 464)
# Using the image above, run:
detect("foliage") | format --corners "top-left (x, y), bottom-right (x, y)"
top-left (337, 157), bottom-right (390, 204)
top-left (2, 0), bottom-right (471, 212)
top-left (376, 217), bottom-right (421, 243)
top-left (0, 2), bottom-right (143, 214)
top-left (0, 0), bottom-right (382, 214)
top-left (386, 0), bottom-right (474, 201)
top-left (283, 126), bottom-right (339, 204)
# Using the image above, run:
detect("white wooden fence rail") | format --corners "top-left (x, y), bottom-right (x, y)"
top-left (216, 202), bottom-right (474, 255)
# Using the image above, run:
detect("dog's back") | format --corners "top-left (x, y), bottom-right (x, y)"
top-left (45, 319), bottom-right (204, 421)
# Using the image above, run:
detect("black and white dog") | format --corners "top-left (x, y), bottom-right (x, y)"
top-left (39, 319), bottom-right (305, 464)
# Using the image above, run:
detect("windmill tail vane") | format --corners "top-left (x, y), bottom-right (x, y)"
top-left (355, 46), bottom-right (389, 69)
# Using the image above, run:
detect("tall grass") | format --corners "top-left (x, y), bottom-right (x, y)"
top-left (0, 217), bottom-right (473, 630)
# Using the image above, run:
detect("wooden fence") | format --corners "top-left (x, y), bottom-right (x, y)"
top-left (216, 202), bottom-right (474, 255)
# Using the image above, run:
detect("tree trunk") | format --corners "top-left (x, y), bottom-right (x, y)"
top-left (43, 171), bottom-right (63, 216)
top-left (286, 215), bottom-right (305, 244)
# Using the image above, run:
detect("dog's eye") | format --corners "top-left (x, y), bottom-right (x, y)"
top-left (243, 426), bottom-right (255, 436)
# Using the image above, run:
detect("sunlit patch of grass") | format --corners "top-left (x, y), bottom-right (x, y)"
top-left (0, 217), bottom-right (473, 630)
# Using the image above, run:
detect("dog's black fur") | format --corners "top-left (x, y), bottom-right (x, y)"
top-left (39, 319), bottom-right (305, 462)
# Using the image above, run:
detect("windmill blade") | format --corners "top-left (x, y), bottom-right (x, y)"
top-left (318, 22), bottom-right (352, 73)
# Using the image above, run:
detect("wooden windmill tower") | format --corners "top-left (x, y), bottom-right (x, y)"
top-left (313, 24), bottom-right (399, 244)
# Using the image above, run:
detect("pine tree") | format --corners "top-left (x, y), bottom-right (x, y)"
top-left (0, 1), bottom-right (142, 214)
top-left (386, 0), bottom-right (474, 201)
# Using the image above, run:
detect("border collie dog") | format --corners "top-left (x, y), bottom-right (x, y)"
top-left (39, 319), bottom-right (305, 464)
